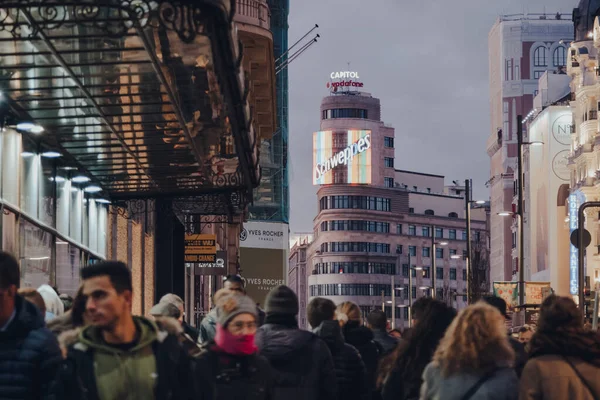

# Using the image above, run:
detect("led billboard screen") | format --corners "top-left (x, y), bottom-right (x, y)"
top-left (313, 130), bottom-right (372, 185)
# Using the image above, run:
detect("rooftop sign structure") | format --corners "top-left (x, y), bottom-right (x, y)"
top-left (327, 71), bottom-right (363, 92)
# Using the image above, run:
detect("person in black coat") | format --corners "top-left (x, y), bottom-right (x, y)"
top-left (195, 293), bottom-right (272, 400)
top-left (336, 301), bottom-right (381, 395)
top-left (367, 310), bottom-right (399, 355)
top-left (0, 252), bottom-right (63, 399)
top-left (378, 299), bottom-right (455, 400)
top-left (482, 296), bottom-right (527, 377)
top-left (308, 297), bottom-right (368, 400)
top-left (256, 285), bottom-right (338, 400)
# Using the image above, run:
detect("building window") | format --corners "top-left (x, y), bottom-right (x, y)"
top-left (423, 267), bottom-right (430, 278)
top-left (512, 232), bottom-right (517, 248)
top-left (553, 46), bottom-right (566, 67)
top-left (412, 286), bottom-right (417, 299)
top-left (396, 245), bottom-right (403, 254)
top-left (402, 264), bottom-right (409, 277)
top-left (436, 247), bottom-right (444, 259)
top-left (448, 212), bottom-right (458, 218)
top-left (422, 227), bottom-right (430, 237)
top-left (463, 250), bottom-right (468, 260)
top-left (384, 177), bottom-right (394, 188)
top-left (408, 225), bottom-right (416, 236)
top-left (435, 228), bottom-right (443, 238)
top-left (462, 230), bottom-right (467, 241)
top-left (327, 242), bottom-right (390, 254)
top-left (436, 267), bottom-right (444, 280)
top-left (463, 269), bottom-right (467, 281)
top-left (450, 249), bottom-right (457, 256)
top-left (320, 196), bottom-right (392, 211)
top-left (427, 188), bottom-right (431, 193)
top-left (320, 221), bottom-right (328, 231)
top-left (409, 208), bottom-right (414, 214)
top-left (397, 224), bottom-right (402, 235)
top-left (403, 307), bottom-right (409, 319)
top-left (449, 229), bottom-right (456, 240)
top-left (534, 46), bottom-right (547, 67)
top-left (436, 288), bottom-right (444, 299)
top-left (384, 137), bottom-right (394, 148)
top-left (424, 209), bottom-right (435, 216)
top-left (533, 70), bottom-right (545, 79)
top-left (411, 268), bottom-right (417, 278)
top-left (328, 220), bottom-right (390, 233)
top-left (322, 108), bottom-right (368, 119)
top-left (475, 231), bottom-right (481, 243)
top-left (384, 157), bottom-right (394, 168)
top-left (422, 247), bottom-right (431, 258)
top-left (450, 268), bottom-right (457, 280)
top-left (409, 246), bottom-right (417, 257)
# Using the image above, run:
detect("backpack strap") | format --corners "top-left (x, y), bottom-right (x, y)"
top-left (562, 356), bottom-right (599, 400)
top-left (460, 369), bottom-right (498, 400)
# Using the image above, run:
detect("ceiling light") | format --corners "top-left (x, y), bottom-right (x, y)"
top-left (84, 185), bottom-right (102, 193)
top-left (28, 256), bottom-right (50, 261)
top-left (451, 255), bottom-right (462, 259)
top-left (95, 199), bottom-right (111, 204)
top-left (475, 200), bottom-right (486, 204)
top-left (72, 175), bottom-right (90, 183)
top-left (60, 166), bottom-right (77, 171)
top-left (419, 286), bottom-right (430, 290)
top-left (56, 241), bottom-right (68, 245)
top-left (498, 211), bottom-right (513, 216)
top-left (30, 125), bottom-right (44, 134)
top-left (16, 122), bottom-right (35, 131)
top-left (21, 151), bottom-right (35, 157)
top-left (50, 176), bottom-right (66, 183)
top-left (41, 151), bottom-right (61, 158)
top-left (386, 301), bottom-right (392, 304)
top-left (439, 241), bottom-right (449, 246)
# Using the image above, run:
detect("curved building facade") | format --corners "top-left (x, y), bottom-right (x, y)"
top-left (297, 87), bottom-right (489, 329)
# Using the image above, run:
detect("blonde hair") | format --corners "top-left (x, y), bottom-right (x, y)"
top-left (335, 301), bottom-right (361, 327)
top-left (433, 302), bottom-right (514, 376)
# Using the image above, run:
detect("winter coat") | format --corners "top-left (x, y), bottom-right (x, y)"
top-left (194, 344), bottom-right (273, 400)
top-left (63, 316), bottom-right (197, 400)
top-left (420, 362), bottom-right (519, 400)
top-left (372, 330), bottom-right (399, 355)
top-left (343, 323), bottom-right (381, 394)
top-left (0, 295), bottom-right (63, 400)
top-left (199, 308), bottom-right (218, 344)
top-left (519, 355), bottom-right (600, 400)
top-left (509, 336), bottom-right (527, 377)
top-left (47, 311), bottom-right (77, 336)
top-left (314, 320), bottom-right (369, 400)
top-left (256, 323), bottom-right (338, 400)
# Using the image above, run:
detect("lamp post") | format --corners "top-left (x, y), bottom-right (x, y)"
top-left (465, 197), bottom-right (487, 304)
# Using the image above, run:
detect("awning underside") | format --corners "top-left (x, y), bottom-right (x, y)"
top-left (0, 1), bottom-right (256, 209)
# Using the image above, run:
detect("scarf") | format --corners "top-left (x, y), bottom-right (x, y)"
top-left (528, 327), bottom-right (600, 366)
top-left (214, 324), bottom-right (257, 356)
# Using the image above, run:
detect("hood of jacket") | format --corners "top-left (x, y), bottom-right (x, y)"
top-left (1, 295), bottom-right (44, 338)
top-left (313, 320), bottom-right (344, 353)
top-left (256, 323), bottom-right (316, 360)
top-left (37, 284), bottom-right (64, 318)
top-left (78, 316), bottom-right (158, 354)
top-left (343, 323), bottom-right (374, 347)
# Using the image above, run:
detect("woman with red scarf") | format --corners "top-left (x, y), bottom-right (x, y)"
top-left (195, 293), bottom-right (273, 400)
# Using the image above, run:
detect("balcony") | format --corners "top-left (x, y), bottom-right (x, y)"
top-left (235, 0), bottom-right (270, 30)
top-left (571, 143), bottom-right (594, 160)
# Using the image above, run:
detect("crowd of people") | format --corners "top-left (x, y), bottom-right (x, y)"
top-left (1, 250), bottom-right (600, 399)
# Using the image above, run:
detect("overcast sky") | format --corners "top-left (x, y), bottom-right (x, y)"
top-left (287, 0), bottom-right (577, 234)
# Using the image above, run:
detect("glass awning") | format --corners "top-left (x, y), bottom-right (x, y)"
top-left (0, 0), bottom-right (259, 212)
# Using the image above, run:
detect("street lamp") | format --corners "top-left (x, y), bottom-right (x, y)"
top-left (464, 180), bottom-right (488, 305)
top-left (498, 211), bottom-right (524, 307)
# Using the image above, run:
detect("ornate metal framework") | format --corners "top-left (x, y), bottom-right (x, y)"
top-left (0, 0), bottom-right (258, 215)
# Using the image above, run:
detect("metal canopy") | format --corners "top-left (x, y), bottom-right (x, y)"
top-left (0, 0), bottom-right (259, 214)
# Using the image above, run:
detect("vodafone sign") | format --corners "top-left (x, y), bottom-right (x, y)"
top-left (327, 71), bottom-right (363, 91)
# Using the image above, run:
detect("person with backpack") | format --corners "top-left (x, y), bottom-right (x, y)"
top-left (367, 310), bottom-right (399, 355)
top-left (420, 302), bottom-right (518, 400)
top-left (519, 295), bottom-right (600, 400)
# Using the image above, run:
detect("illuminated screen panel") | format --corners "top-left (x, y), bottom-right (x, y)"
top-left (313, 130), bottom-right (372, 185)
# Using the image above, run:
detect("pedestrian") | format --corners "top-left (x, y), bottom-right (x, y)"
top-left (367, 309), bottom-right (399, 355)
top-left (195, 293), bottom-right (272, 400)
top-left (482, 296), bottom-right (527, 377)
top-left (199, 288), bottom-right (233, 344)
top-left (223, 274), bottom-right (266, 325)
top-left (159, 292), bottom-right (200, 343)
top-left (256, 285), bottom-right (337, 400)
top-left (336, 301), bottom-right (380, 395)
top-left (47, 286), bottom-right (88, 336)
top-left (60, 294), bottom-right (74, 312)
top-left (38, 284), bottom-right (65, 322)
top-left (389, 329), bottom-right (402, 339)
top-left (518, 324), bottom-right (535, 345)
top-left (402, 297), bottom-right (435, 340)
top-left (420, 302), bottom-right (518, 400)
top-left (63, 261), bottom-right (197, 399)
top-left (0, 251), bottom-right (63, 399)
top-left (519, 295), bottom-right (600, 400)
top-left (308, 297), bottom-right (368, 400)
top-left (378, 299), bottom-right (455, 400)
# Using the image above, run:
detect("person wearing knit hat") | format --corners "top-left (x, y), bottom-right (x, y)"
top-left (256, 285), bottom-right (338, 400)
top-left (195, 293), bottom-right (272, 400)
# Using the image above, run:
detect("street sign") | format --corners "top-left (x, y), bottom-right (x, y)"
top-left (184, 234), bottom-right (217, 263)
top-left (570, 228), bottom-right (591, 249)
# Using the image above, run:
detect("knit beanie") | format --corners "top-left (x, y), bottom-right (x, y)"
top-left (265, 285), bottom-right (299, 316)
top-left (216, 293), bottom-right (257, 327)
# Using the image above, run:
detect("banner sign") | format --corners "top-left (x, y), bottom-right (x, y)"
top-left (313, 130), bottom-right (372, 185)
top-left (194, 250), bottom-right (227, 276)
top-left (240, 222), bottom-right (288, 250)
top-left (184, 234), bottom-right (216, 263)
top-left (525, 282), bottom-right (551, 305)
top-left (493, 282), bottom-right (519, 313)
